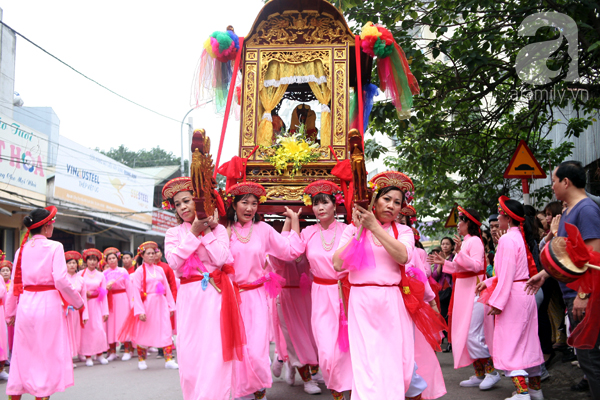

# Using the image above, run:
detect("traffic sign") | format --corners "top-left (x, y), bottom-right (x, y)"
top-left (503, 140), bottom-right (547, 179)
top-left (444, 203), bottom-right (459, 228)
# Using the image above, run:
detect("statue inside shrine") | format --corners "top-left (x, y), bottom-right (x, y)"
top-left (290, 104), bottom-right (318, 143)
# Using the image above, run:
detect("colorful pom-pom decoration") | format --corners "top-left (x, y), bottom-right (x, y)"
top-left (358, 21), bottom-right (420, 120)
top-left (360, 22), bottom-right (394, 59)
top-left (203, 29), bottom-right (240, 63)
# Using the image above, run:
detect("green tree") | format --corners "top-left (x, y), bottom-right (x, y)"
top-left (339, 0), bottom-right (597, 235)
top-left (96, 145), bottom-right (188, 171)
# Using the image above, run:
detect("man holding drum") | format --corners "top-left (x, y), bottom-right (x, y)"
top-left (527, 160), bottom-right (600, 399)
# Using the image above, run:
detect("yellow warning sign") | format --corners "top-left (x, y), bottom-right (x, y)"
top-left (444, 203), bottom-right (459, 228)
top-left (504, 140), bottom-right (547, 179)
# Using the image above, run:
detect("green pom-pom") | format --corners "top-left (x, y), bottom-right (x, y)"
top-left (373, 37), bottom-right (393, 58)
top-left (210, 31), bottom-right (233, 52)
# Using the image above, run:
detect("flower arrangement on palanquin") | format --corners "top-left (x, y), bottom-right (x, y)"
top-left (258, 123), bottom-right (327, 177)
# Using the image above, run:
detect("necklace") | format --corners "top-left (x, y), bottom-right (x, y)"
top-left (232, 223), bottom-right (254, 244)
top-left (372, 225), bottom-right (392, 247)
top-left (319, 221), bottom-right (337, 251)
top-left (147, 265), bottom-right (157, 279)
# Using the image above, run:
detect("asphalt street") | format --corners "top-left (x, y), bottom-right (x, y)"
top-left (1, 346), bottom-right (587, 399)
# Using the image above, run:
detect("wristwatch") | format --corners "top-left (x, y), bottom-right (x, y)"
top-left (578, 292), bottom-right (590, 300)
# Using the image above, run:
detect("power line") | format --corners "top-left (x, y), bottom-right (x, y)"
top-left (0, 20), bottom-right (181, 124)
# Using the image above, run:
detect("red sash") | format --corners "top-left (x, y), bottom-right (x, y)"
top-left (313, 276), bottom-right (338, 285)
top-left (238, 282), bottom-right (264, 292)
top-left (26, 285), bottom-right (84, 326)
top-left (180, 265), bottom-right (246, 362)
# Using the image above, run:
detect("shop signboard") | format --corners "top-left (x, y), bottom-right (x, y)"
top-left (0, 113), bottom-right (48, 195)
top-left (152, 209), bottom-right (178, 234)
top-left (54, 136), bottom-right (154, 224)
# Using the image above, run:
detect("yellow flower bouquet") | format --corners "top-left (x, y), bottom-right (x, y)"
top-left (260, 124), bottom-right (321, 177)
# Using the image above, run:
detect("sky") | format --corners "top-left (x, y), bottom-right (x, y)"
top-left (1, 0), bottom-right (266, 168)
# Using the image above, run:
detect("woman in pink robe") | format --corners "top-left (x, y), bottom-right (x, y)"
top-left (333, 172), bottom-right (426, 400)
top-left (130, 241), bottom-right (177, 370)
top-left (225, 181), bottom-right (302, 400)
top-left (102, 247), bottom-right (134, 361)
top-left (428, 206), bottom-right (500, 390)
top-left (406, 236), bottom-right (446, 400)
top-left (268, 255), bottom-right (321, 395)
top-left (476, 197), bottom-right (544, 400)
top-left (64, 251), bottom-right (88, 365)
top-left (0, 259), bottom-right (11, 380)
top-left (78, 248), bottom-right (109, 366)
top-left (297, 181), bottom-right (351, 400)
top-left (164, 179), bottom-right (241, 400)
top-left (5, 206), bottom-right (84, 400)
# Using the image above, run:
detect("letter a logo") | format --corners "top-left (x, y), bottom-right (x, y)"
top-left (515, 12), bottom-right (579, 85)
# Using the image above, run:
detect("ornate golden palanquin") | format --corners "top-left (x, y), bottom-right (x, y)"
top-left (239, 0), bottom-right (367, 204)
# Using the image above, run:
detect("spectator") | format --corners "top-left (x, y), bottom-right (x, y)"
top-left (489, 214), bottom-right (500, 245)
top-left (539, 201), bottom-right (563, 251)
top-left (431, 237), bottom-right (454, 352)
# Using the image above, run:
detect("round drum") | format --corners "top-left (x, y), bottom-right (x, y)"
top-left (540, 236), bottom-right (587, 283)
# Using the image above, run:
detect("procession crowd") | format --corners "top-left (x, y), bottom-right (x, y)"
top-left (0, 160), bottom-right (598, 400)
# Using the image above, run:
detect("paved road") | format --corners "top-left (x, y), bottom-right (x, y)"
top-left (1, 346), bottom-right (585, 399)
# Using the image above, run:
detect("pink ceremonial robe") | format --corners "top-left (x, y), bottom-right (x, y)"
top-left (79, 268), bottom-right (109, 356)
top-left (165, 223), bottom-right (234, 400)
top-left (230, 221), bottom-right (302, 398)
top-left (5, 280), bottom-right (14, 354)
top-left (0, 281), bottom-right (7, 362)
top-left (65, 273), bottom-right (89, 358)
top-left (300, 221), bottom-right (353, 392)
top-left (103, 266), bottom-right (133, 343)
top-left (339, 222), bottom-right (415, 399)
top-left (442, 234), bottom-right (490, 368)
top-left (484, 227), bottom-right (544, 371)
top-left (6, 235), bottom-right (84, 397)
top-left (407, 248), bottom-right (446, 399)
top-left (131, 263), bottom-right (175, 348)
top-left (269, 254), bottom-right (318, 367)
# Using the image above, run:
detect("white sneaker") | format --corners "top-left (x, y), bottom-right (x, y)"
top-left (0, 371), bottom-right (8, 380)
top-left (73, 363), bottom-right (77, 369)
top-left (106, 353), bottom-right (118, 362)
top-left (122, 352), bottom-right (132, 361)
top-left (97, 355), bottom-right (109, 365)
top-left (540, 365), bottom-right (550, 381)
top-left (311, 371), bottom-right (325, 384)
top-left (480, 372), bottom-right (501, 390)
top-left (148, 347), bottom-right (158, 353)
top-left (138, 360), bottom-right (148, 370)
top-left (303, 380), bottom-right (322, 394)
top-left (285, 361), bottom-right (296, 386)
top-left (528, 389), bottom-right (544, 400)
top-left (460, 375), bottom-right (484, 387)
top-left (271, 360), bottom-right (283, 378)
top-left (86, 358), bottom-right (94, 367)
top-left (165, 360), bottom-right (179, 369)
top-left (505, 393), bottom-right (530, 400)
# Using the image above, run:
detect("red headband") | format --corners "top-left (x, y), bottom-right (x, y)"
top-left (498, 196), bottom-right (525, 222)
top-left (457, 205), bottom-right (482, 227)
top-left (13, 206), bottom-right (58, 297)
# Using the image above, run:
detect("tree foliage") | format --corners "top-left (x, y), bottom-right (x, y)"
top-left (96, 145), bottom-right (188, 170)
top-left (339, 0), bottom-right (598, 236)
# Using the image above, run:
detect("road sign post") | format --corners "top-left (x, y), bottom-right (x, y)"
top-left (503, 140), bottom-right (547, 205)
